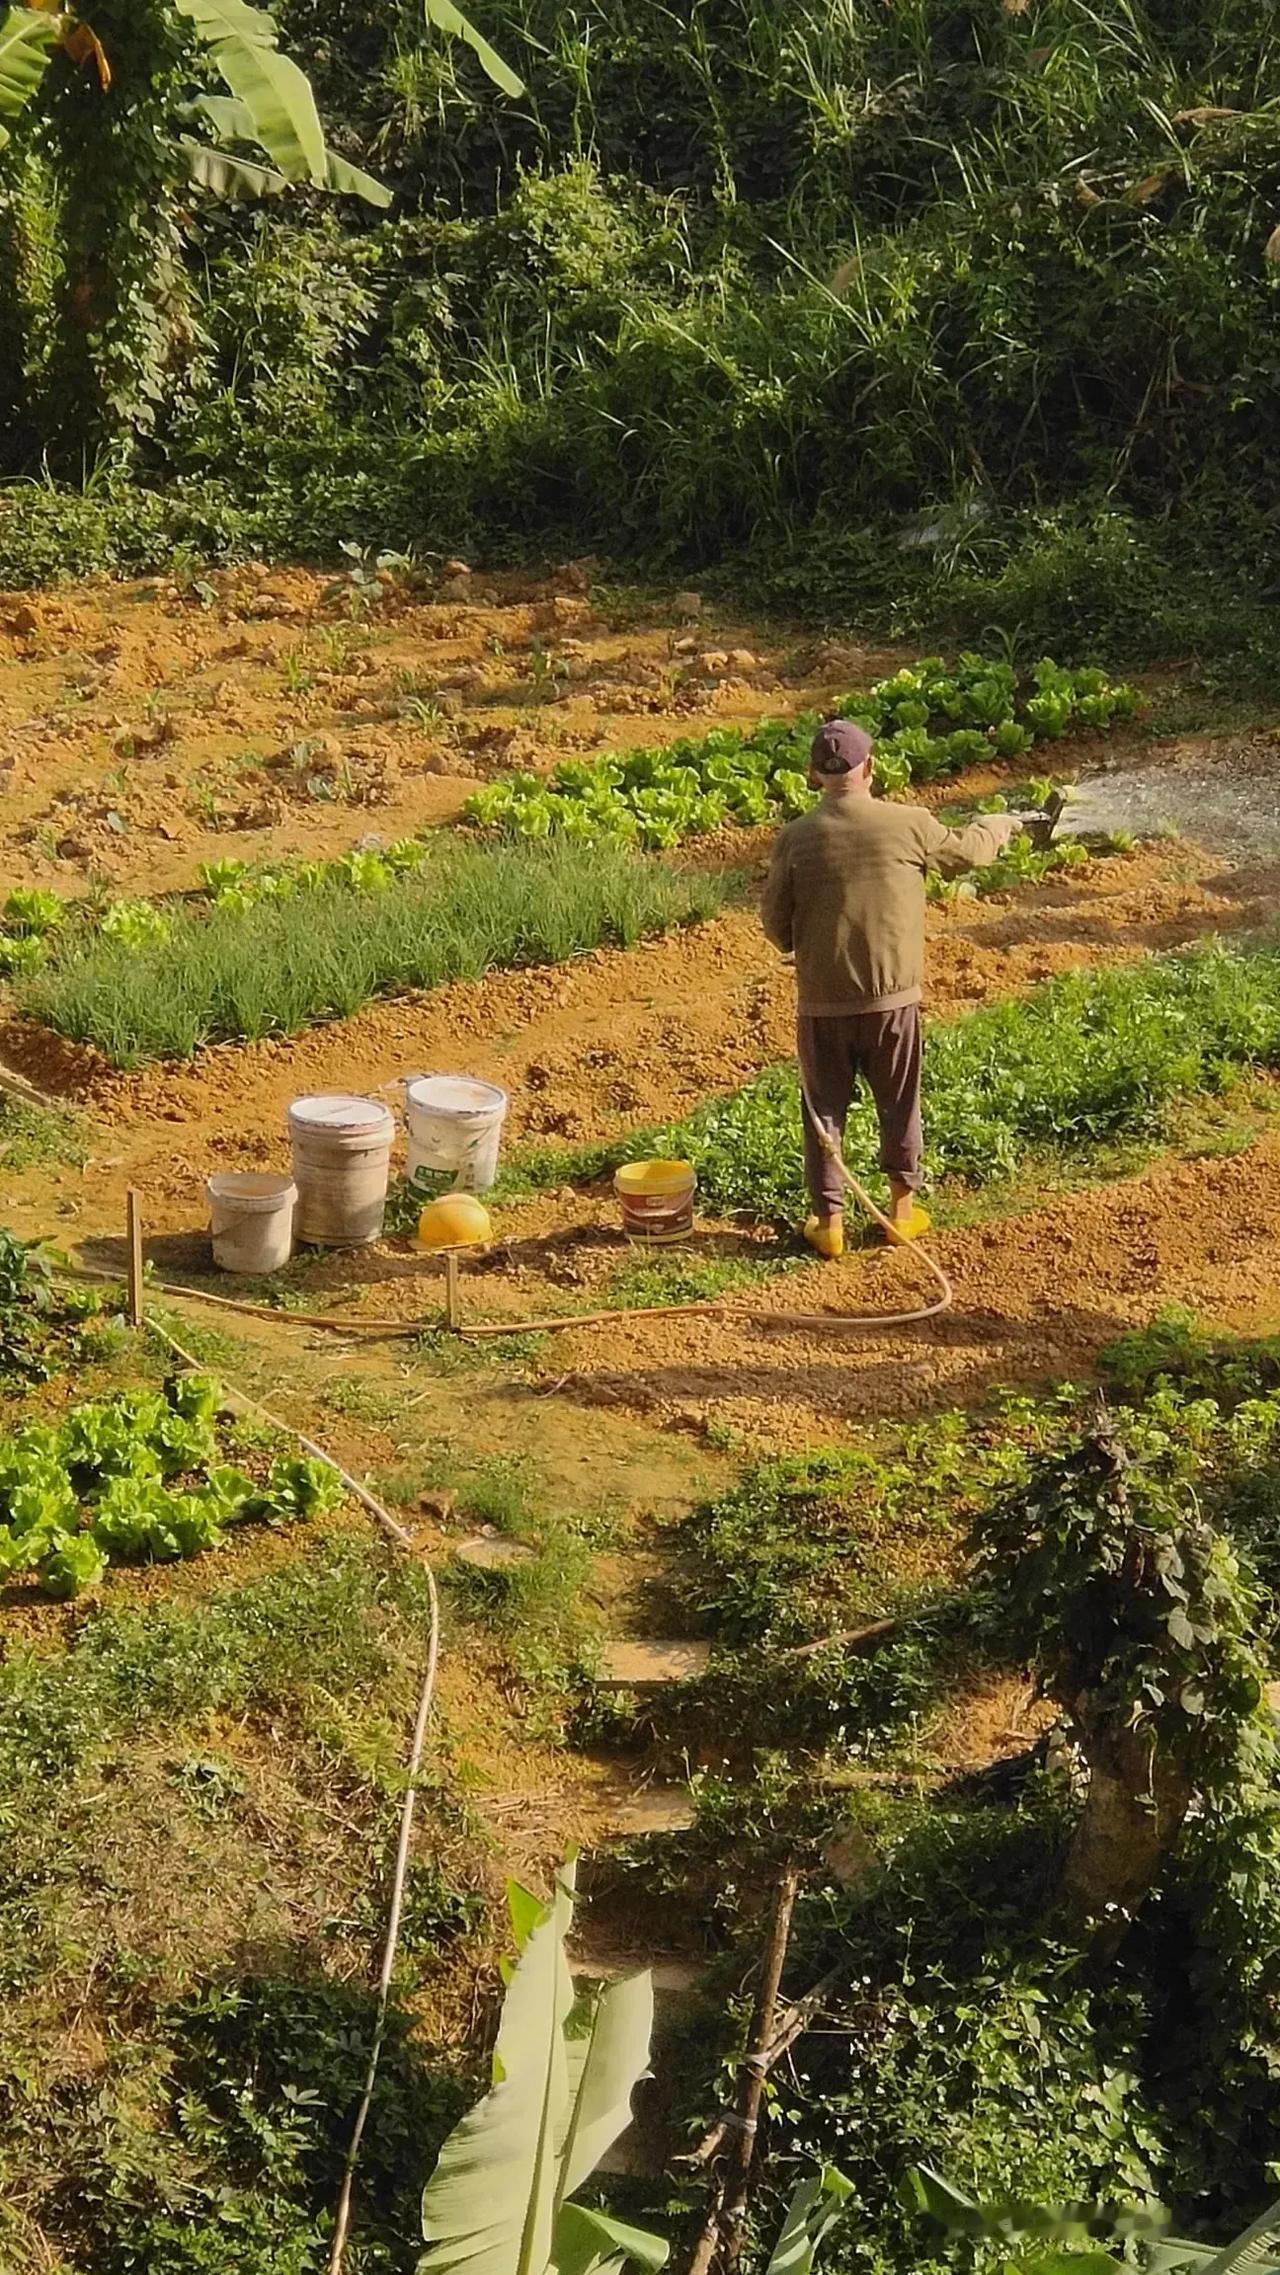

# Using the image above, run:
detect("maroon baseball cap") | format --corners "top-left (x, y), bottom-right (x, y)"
top-left (810, 719), bottom-right (873, 776)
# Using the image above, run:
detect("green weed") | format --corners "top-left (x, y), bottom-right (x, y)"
top-left (0, 1096), bottom-right (87, 1173)
top-left (410, 1322), bottom-right (548, 1374)
top-left (604, 1247), bottom-right (790, 1310)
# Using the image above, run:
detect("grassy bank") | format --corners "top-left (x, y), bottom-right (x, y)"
top-left (0, 1531), bottom-right (476, 2272)
top-left (19, 841), bottom-right (730, 1068)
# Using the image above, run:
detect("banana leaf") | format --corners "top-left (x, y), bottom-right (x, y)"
top-left (424, 0), bottom-right (523, 97)
top-left (174, 0), bottom-right (329, 186)
top-left (181, 135), bottom-right (286, 196)
top-left (420, 1859), bottom-right (658, 2275)
top-left (553, 2206), bottom-right (668, 2275)
top-left (0, 5), bottom-right (58, 143)
top-left (765, 2167), bottom-right (853, 2275)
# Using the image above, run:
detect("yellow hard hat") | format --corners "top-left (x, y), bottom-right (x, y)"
top-left (415, 1191), bottom-right (493, 1252)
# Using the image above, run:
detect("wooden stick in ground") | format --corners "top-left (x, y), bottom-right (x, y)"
top-left (687, 1863), bottom-right (801, 2275)
top-left (683, 1954), bottom-right (853, 2170)
top-left (444, 1251), bottom-right (461, 1330)
top-left (126, 1190), bottom-right (145, 1329)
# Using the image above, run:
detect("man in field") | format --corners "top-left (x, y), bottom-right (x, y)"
top-left (761, 718), bottom-right (1020, 1258)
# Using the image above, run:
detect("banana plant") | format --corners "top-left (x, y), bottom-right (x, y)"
top-left (906, 2164), bottom-right (1280, 2275)
top-left (419, 1858), bottom-right (851, 2275)
top-left (418, 1858), bottom-right (662, 2275)
top-left (0, 0), bottom-right (522, 203)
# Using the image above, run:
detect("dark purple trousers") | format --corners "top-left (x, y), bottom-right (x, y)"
top-left (797, 1006), bottom-right (924, 1214)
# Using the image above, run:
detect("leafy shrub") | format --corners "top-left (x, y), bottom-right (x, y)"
top-left (971, 1402), bottom-right (1273, 1920)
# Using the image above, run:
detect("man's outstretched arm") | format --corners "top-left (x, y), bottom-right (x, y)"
top-left (918, 808), bottom-right (1020, 877)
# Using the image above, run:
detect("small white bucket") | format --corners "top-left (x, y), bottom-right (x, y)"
top-left (288, 1093), bottom-right (395, 1247)
top-left (404, 1074), bottom-right (508, 1194)
top-left (207, 1171), bottom-right (296, 1275)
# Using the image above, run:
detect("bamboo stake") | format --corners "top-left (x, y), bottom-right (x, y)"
top-left (687, 1863), bottom-right (800, 2275)
top-left (126, 1190), bottom-right (144, 1329)
top-left (444, 1251), bottom-right (461, 1330)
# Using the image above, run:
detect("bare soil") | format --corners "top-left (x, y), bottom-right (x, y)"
top-left (0, 566), bottom-right (871, 902)
top-left (2, 572), bottom-right (1278, 1831)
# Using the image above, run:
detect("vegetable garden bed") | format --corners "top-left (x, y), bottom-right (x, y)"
top-left (0, 1369), bottom-right (342, 1600)
top-left (501, 938), bottom-right (1280, 1223)
top-left (16, 839), bottom-right (729, 1067)
top-left (463, 653), bottom-right (1139, 849)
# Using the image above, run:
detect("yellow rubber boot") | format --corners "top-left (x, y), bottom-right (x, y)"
top-left (883, 1203), bottom-right (932, 1246)
top-left (803, 1214), bottom-right (845, 1260)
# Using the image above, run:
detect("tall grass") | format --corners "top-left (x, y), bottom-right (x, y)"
top-left (21, 840), bottom-right (730, 1067)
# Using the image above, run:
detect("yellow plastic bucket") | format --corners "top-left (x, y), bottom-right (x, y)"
top-left (614, 1158), bottom-right (696, 1244)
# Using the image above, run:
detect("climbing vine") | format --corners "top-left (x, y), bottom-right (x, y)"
top-left (969, 1399), bottom-right (1273, 1922)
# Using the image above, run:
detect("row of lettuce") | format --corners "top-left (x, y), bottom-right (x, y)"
top-left (0, 842), bottom-right (436, 976)
top-left (0, 775), bottom-right (1100, 975)
top-left (0, 1369), bottom-right (342, 1598)
top-left (461, 653), bottom-right (1139, 849)
top-left (0, 650), bottom-right (1138, 983)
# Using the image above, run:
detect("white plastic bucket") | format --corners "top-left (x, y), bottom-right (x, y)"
top-left (288, 1093), bottom-right (395, 1247)
top-left (404, 1074), bottom-right (508, 1194)
top-left (207, 1171), bottom-right (296, 1275)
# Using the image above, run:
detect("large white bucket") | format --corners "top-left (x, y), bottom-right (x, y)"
top-left (288, 1093), bottom-right (395, 1247)
top-left (207, 1171), bottom-right (296, 1275)
top-left (405, 1074), bottom-right (508, 1194)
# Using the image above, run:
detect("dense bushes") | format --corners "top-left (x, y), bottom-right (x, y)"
top-left (0, 2), bottom-right (1278, 661)
top-left (677, 1344), bottom-right (1280, 2250)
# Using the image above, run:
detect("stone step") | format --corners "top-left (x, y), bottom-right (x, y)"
top-left (596, 1638), bottom-right (713, 1688)
top-left (454, 1533), bottom-right (536, 1572)
top-left (601, 1784), bottom-right (697, 1836)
